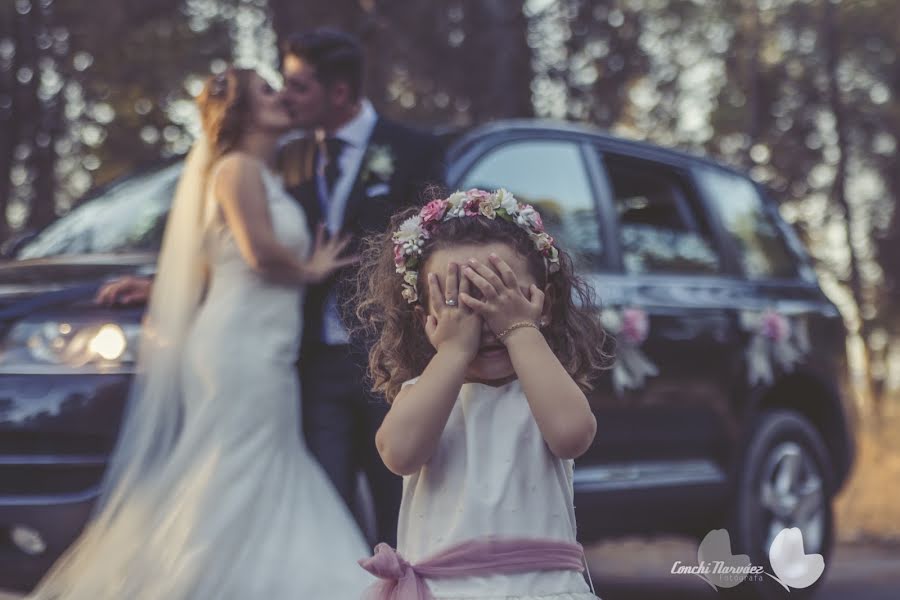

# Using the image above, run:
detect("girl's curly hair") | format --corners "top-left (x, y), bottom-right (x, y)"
top-left (353, 197), bottom-right (613, 403)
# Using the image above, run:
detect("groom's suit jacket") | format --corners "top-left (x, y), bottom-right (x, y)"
top-left (278, 116), bottom-right (445, 353)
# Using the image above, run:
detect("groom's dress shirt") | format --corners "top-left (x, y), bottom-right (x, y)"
top-left (315, 99), bottom-right (377, 345)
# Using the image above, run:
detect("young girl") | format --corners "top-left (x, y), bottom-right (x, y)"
top-left (355, 189), bottom-right (611, 599)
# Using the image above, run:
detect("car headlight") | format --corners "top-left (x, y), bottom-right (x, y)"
top-left (0, 319), bottom-right (142, 371)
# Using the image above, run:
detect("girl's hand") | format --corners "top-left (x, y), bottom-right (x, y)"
top-left (459, 254), bottom-right (544, 337)
top-left (302, 223), bottom-right (359, 284)
top-left (424, 262), bottom-right (482, 359)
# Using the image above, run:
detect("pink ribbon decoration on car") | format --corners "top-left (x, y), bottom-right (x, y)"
top-left (358, 537), bottom-right (586, 600)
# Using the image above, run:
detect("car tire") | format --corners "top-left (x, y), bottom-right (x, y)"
top-left (723, 409), bottom-right (834, 600)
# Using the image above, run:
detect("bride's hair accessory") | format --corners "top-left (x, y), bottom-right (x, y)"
top-left (209, 72), bottom-right (229, 97)
top-left (392, 189), bottom-right (560, 304)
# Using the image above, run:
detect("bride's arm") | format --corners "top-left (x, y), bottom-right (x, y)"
top-left (214, 153), bottom-right (356, 284)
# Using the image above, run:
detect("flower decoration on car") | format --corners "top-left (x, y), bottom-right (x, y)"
top-left (740, 308), bottom-right (811, 386)
top-left (392, 189), bottom-right (560, 303)
top-left (601, 307), bottom-right (659, 395)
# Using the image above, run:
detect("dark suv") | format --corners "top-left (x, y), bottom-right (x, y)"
top-left (0, 121), bottom-right (854, 598)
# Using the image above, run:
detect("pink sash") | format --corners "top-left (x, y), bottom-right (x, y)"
top-left (358, 537), bottom-right (586, 600)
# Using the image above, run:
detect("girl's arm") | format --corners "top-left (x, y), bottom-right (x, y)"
top-left (214, 153), bottom-right (356, 284)
top-left (376, 346), bottom-right (469, 476)
top-left (503, 326), bottom-right (597, 459)
top-left (460, 256), bottom-right (597, 459)
top-left (376, 264), bottom-right (483, 475)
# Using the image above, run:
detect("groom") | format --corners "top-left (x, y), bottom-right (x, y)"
top-left (277, 29), bottom-right (443, 545)
top-left (96, 29), bottom-right (444, 546)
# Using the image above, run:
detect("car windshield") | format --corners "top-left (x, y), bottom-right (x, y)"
top-left (17, 162), bottom-right (183, 260)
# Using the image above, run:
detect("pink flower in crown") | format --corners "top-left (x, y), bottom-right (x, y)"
top-left (393, 243), bottom-right (405, 268)
top-left (420, 199), bottom-right (448, 224)
top-left (464, 189), bottom-right (491, 216)
top-left (621, 308), bottom-right (650, 345)
top-left (466, 189), bottom-right (492, 203)
top-left (517, 204), bottom-right (545, 233)
top-left (761, 310), bottom-right (791, 342)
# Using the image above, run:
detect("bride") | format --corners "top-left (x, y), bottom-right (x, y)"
top-left (29, 67), bottom-right (374, 598)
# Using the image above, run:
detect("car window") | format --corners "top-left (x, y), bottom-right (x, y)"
top-left (459, 139), bottom-right (603, 270)
top-left (17, 163), bottom-right (181, 260)
top-left (698, 167), bottom-right (799, 280)
top-left (603, 155), bottom-right (720, 275)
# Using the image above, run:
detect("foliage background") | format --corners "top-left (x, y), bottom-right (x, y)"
top-left (2, 0), bottom-right (900, 447)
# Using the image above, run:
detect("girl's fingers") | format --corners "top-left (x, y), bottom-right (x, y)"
top-left (425, 314), bottom-right (437, 338)
top-left (458, 267), bottom-right (472, 313)
top-left (428, 272), bottom-right (444, 315)
top-left (489, 253), bottom-right (519, 289)
top-left (459, 292), bottom-right (487, 314)
top-left (467, 259), bottom-right (504, 293)
top-left (462, 265), bottom-right (497, 299)
top-left (444, 262), bottom-right (459, 305)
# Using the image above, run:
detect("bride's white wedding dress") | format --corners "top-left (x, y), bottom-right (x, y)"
top-left (30, 165), bottom-right (373, 599)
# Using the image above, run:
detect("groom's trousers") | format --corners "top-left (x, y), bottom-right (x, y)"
top-left (299, 342), bottom-right (401, 547)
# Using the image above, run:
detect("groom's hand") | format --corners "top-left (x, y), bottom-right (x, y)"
top-left (95, 275), bottom-right (153, 306)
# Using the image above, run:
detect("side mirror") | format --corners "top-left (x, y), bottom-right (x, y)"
top-left (0, 230), bottom-right (38, 260)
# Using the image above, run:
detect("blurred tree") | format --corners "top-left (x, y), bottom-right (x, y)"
top-left (0, 0), bottom-right (20, 241)
top-left (0, 0), bottom-right (233, 237)
top-left (267, 0), bottom-right (533, 125)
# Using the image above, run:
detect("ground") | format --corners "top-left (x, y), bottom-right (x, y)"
top-left (4, 416), bottom-right (897, 599)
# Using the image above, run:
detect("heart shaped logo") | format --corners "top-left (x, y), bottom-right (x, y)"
top-left (696, 529), bottom-right (752, 589)
top-left (767, 527), bottom-right (825, 590)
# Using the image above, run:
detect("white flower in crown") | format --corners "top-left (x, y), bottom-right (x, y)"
top-left (394, 214), bottom-right (425, 245)
top-left (496, 188), bottom-right (519, 215)
top-left (479, 201), bottom-right (496, 219)
top-left (403, 270), bottom-right (418, 287)
top-left (401, 285), bottom-right (418, 304)
top-left (532, 232), bottom-right (553, 252)
top-left (364, 144), bottom-right (395, 182)
top-left (445, 191), bottom-right (468, 217)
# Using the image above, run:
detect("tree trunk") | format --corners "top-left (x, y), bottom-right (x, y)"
top-left (24, 0), bottom-right (59, 232)
top-left (268, 0), bottom-right (376, 63)
top-left (460, 0), bottom-right (532, 121)
top-left (823, 0), bottom-right (878, 418)
top-left (744, 0), bottom-right (762, 166)
top-left (0, 1), bottom-right (18, 241)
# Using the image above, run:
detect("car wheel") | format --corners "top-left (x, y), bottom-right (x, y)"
top-left (726, 409), bottom-right (834, 600)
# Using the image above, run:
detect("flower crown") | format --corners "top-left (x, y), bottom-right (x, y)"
top-left (393, 189), bottom-right (561, 304)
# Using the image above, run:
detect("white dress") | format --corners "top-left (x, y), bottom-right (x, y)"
top-left (397, 378), bottom-right (598, 600)
top-left (30, 166), bottom-right (373, 599)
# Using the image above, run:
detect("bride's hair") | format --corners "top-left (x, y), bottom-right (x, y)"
top-left (353, 193), bottom-right (614, 403)
top-left (196, 67), bottom-right (256, 163)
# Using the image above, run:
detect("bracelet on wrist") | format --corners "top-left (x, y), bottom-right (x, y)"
top-left (498, 320), bottom-right (540, 342)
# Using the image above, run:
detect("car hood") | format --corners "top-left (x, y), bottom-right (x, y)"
top-left (0, 254), bottom-right (155, 301)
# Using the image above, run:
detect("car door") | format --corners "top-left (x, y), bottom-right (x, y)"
top-left (586, 150), bottom-right (746, 497)
top-left (696, 165), bottom-right (846, 413)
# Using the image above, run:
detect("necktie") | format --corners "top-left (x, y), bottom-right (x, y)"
top-left (323, 137), bottom-right (346, 198)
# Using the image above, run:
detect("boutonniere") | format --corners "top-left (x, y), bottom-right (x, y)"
top-left (361, 144), bottom-right (396, 184)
